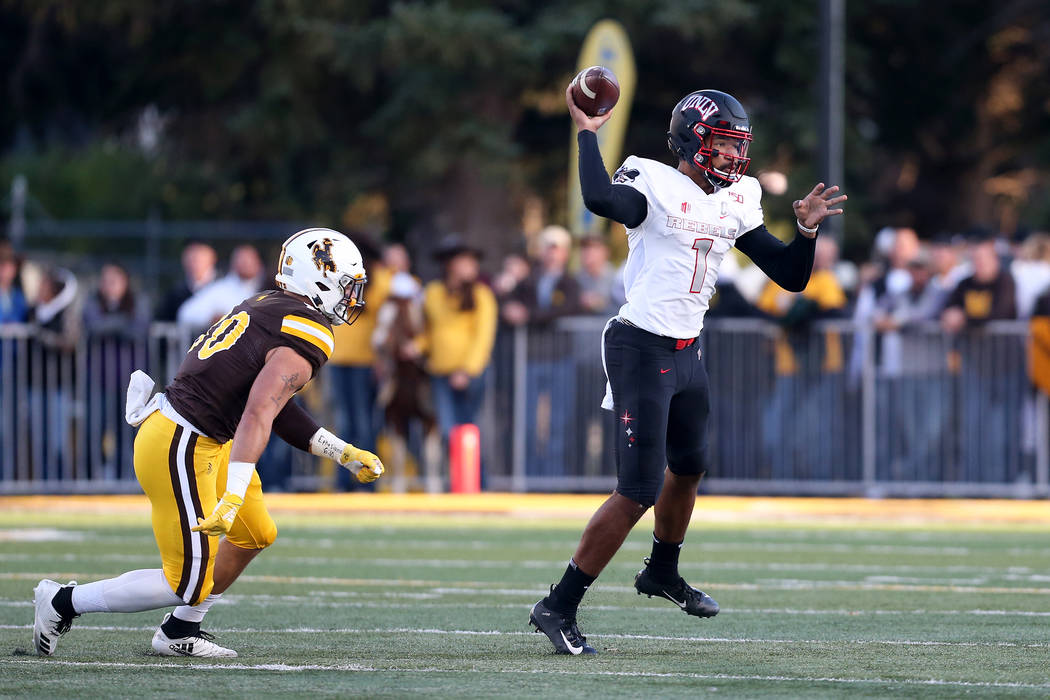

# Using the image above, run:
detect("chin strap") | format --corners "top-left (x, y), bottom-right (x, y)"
top-left (704, 174), bottom-right (722, 190)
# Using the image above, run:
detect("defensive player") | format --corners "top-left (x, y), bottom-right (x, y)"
top-left (33, 229), bottom-right (385, 658)
top-left (529, 87), bottom-right (846, 654)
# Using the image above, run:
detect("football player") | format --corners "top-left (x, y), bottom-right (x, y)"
top-left (529, 87), bottom-right (846, 655)
top-left (32, 229), bottom-right (385, 658)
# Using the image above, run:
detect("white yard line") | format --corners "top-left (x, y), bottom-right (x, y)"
top-left (276, 537), bottom-right (988, 555)
top-left (5, 571), bottom-right (1050, 595)
top-left (1, 624), bottom-right (1047, 649)
top-left (0, 529), bottom-right (87, 542)
top-left (271, 537), bottom-right (1049, 558)
top-left (5, 552), bottom-right (1042, 578)
top-left (0, 553), bottom-right (156, 563)
top-left (2, 658), bottom-right (1049, 690)
top-left (2, 593), bottom-right (1049, 617)
top-left (7, 528), bottom-right (1048, 561)
top-left (18, 531), bottom-right (1043, 558)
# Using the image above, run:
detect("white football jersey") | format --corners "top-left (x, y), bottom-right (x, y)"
top-left (613, 156), bottom-right (764, 339)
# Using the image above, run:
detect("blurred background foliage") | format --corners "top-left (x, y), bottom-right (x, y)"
top-left (2, 0), bottom-right (1049, 260)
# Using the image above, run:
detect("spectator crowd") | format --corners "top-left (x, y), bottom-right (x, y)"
top-left (1, 223), bottom-right (1050, 490)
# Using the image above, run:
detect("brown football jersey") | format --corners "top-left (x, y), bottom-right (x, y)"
top-left (165, 290), bottom-right (335, 442)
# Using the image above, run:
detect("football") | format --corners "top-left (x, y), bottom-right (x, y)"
top-left (570, 66), bottom-right (620, 117)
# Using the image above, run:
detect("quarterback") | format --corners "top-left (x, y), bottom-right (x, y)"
top-left (529, 87), bottom-right (846, 654)
top-left (33, 229), bottom-right (384, 658)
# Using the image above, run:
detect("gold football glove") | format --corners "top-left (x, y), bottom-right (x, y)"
top-left (192, 492), bottom-right (245, 536)
top-left (340, 445), bottom-right (384, 483)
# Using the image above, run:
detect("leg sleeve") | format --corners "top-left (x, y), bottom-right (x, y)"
top-left (72, 569), bottom-right (183, 614)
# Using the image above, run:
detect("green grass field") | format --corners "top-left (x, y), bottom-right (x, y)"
top-left (2, 499), bottom-right (1049, 698)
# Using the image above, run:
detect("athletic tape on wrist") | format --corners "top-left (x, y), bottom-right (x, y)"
top-left (309, 428), bottom-right (347, 462)
top-left (225, 461), bottom-right (255, 500)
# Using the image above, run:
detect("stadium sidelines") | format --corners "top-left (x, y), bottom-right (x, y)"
top-left (2, 493), bottom-right (1050, 524)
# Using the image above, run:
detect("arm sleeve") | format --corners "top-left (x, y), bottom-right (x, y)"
top-left (272, 398), bottom-right (321, 452)
top-left (578, 131), bottom-right (648, 228)
top-left (735, 225), bottom-right (817, 293)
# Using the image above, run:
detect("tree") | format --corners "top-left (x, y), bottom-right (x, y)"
top-left (3, 0), bottom-right (1049, 261)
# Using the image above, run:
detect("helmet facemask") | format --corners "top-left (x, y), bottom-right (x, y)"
top-left (693, 123), bottom-right (752, 188)
top-left (329, 273), bottom-right (367, 326)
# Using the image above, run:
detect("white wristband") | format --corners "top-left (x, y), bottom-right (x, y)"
top-left (225, 461), bottom-right (255, 500)
top-left (796, 218), bottom-right (819, 235)
top-left (309, 428), bottom-right (347, 462)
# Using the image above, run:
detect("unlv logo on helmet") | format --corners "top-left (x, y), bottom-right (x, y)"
top-left (311, 239), bottom-right (337, 273)
top-left (680, 93), bottom-right (720, 121)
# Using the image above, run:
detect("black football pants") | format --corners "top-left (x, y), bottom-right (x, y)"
top-left (601, 319), bottom-right (711, 507)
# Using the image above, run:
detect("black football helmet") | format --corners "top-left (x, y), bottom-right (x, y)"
top-left (667, 90), bottom-right (752, 188)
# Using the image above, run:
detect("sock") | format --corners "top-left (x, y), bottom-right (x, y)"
top-left (162, 613), bottom-right (201, 639)
top-left (546, 559), bottom-right (596, 616)
top-left (71, 569), bottom-right (184, 614)
top-left (171, 593), bottom-right (221, 624)
top-left (647, 534), bottom-right (683, 582)
top-left (51, 586), bottom-right (77, 619)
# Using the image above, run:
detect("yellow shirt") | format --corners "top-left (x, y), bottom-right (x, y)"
top-left (1031, 316), bottom-right (1050, 397)
top-left (421, 280), bottom-right (498, 377)
top-left (756, 269), bottom-right (846, 316)
top-left (330, 265), bottom-right (392, 366)
top-left (756, 270), bottom-right (846, 375)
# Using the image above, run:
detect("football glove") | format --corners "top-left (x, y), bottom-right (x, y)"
top-left (192, 492), bottom-right (245, 536)
top-left (340, 445), bottom-right (384, 483)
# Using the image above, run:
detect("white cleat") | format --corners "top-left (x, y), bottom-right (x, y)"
top-left (152, 613), bottom-right (238, 658)
top-left (33, 578), bottom-right (77, 656)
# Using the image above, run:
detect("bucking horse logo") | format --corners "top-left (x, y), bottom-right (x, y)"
top-left (311, 238), bottom-right (337, 273)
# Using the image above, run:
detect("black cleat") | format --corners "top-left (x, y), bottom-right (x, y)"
top-left (634, 559), bottom-right (719, 618)
top-left (529, 596), bottom-right (597, 656)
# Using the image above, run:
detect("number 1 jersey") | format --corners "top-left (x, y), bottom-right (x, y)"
top-left (613, 156), bottom-right (764, 339)
top-left (165, 291), bottom-right (335, 442)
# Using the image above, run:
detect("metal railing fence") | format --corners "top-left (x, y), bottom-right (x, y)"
top-left (1, 318), bottom-right (1047, 497)
top-left (0, 323), bottom-right (186, 492)
top-left (479, 318), bottom-right (1049, 498)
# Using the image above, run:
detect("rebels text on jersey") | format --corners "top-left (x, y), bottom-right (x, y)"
top-left (613, 156), bottom-right (764, 339)
top-left (165, 291), bottom-right (335, 442)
